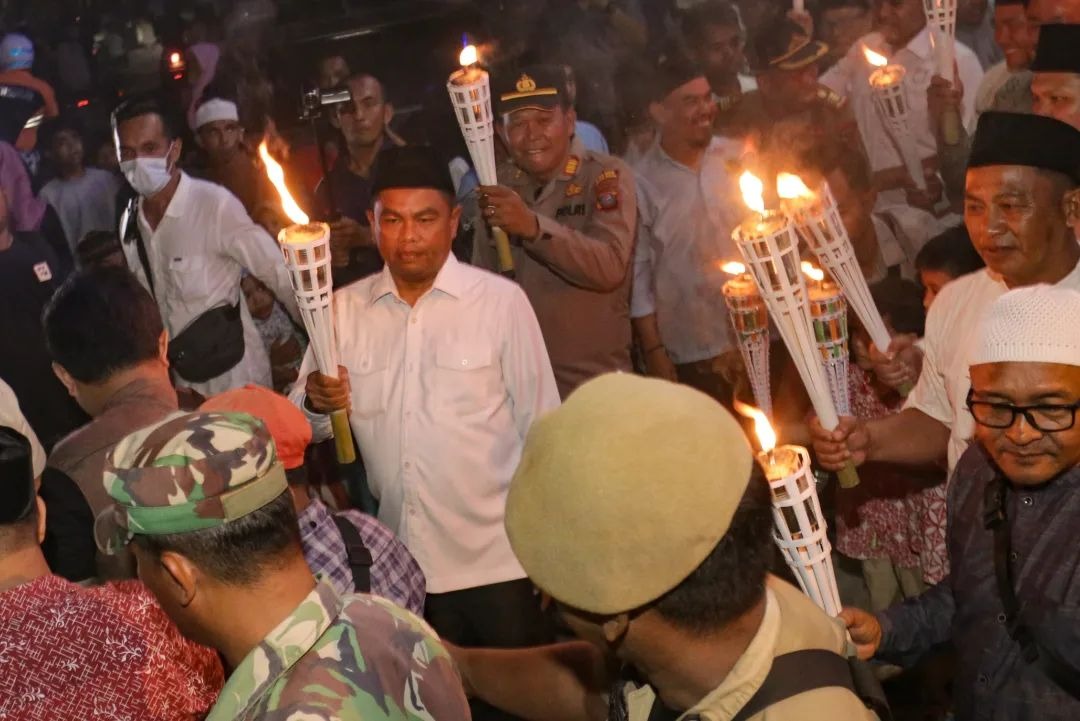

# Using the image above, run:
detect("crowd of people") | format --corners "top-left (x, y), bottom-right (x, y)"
top-left (3, 0), bottom-right (1080, 718)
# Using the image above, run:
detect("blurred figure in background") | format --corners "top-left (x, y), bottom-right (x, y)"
top-left (0, 33), bottom-right (57, 161)
top-left (975, 0), bottom-right (1035, 116)
top-left (956, 0), bottom-right (1005, 69)
top-left (682, 0), bottom-right (757, 109)
top-left (816, 0), bottom-right (874, 71)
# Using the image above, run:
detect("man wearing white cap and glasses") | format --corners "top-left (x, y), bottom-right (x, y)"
top-left (841, 284), bottom-right (1080, 720)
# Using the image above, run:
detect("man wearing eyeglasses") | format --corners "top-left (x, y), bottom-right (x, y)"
top-left (840, 284), bottom-right (1080, 720)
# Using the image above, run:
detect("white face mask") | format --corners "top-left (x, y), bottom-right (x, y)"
top-left (120, 145), bottom-right (175, 197)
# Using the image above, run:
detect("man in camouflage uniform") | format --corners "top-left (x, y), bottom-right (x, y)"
top-left (96, 411), bottom-right (470, 720)
top-left (473, 64), bottom-right (637, 398)
top-left (719, 18), bottom-right (861, 179)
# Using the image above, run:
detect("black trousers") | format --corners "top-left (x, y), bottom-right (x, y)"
top-left (426, 578), bottom-right (556, 721)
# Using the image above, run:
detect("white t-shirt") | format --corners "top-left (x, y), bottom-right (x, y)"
top-left (905, 259), bottom-right (1080, 472)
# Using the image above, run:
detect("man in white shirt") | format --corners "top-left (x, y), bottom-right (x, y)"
top-left (292, 146), bottom-right (560, 720)
top-left (111, 95), bottom-right (299, 401)
top-left (974, 0), bottom-right (1035, 116)
top-left (821, 0), bottom-right (983, 222)
top-left (631, 55), bottom-right (744, 405)
top-left (811, 111), bottom-right (1080, 475)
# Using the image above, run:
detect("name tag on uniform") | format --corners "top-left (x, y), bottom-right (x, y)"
top-left (556, 204), bottom-right (587, 218)
top-left (33, 262), bottom-right (52, 282)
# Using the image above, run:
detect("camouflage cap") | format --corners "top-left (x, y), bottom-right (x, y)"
top-left (95, 411), bottom-right (287, 553)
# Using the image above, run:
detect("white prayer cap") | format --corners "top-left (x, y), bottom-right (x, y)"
top-left (971, 285), bottom-right (1080, 367)
top-left (194, 98), bottom-right (239, 130)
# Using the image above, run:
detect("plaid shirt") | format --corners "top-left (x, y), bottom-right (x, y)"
top-left (298, 498), bottom-right (426, 615)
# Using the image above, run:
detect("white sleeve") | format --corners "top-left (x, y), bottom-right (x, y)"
top-left (821, 43), bottom-right (857, 95)
top-left (288, 343), bottom-right (333, 443)
top-left (630, 181), bottom-right (657, 319)
top-left (500, 286), bottom-right (561, 441)
top-left (215, 190), bottom-right (302, 322)
top-left (0, 378), bottom-right (46, 478)
top-left (902, 296), bottom-right (954, 426)
top-left (956, 44), bottom-right (986, 130)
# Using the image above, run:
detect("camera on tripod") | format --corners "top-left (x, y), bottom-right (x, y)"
top-left (299, 84), bottom-right (352, 121)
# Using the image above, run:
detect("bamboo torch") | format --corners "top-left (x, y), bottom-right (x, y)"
top-left (863, 46), bottom-right (928, 191)
top-left (259, 143), bottom-right (356, 464)
top-left (923, 0), bottom-right (962, 145)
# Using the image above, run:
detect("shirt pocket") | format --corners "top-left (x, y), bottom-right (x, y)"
top-left (434, 342), bottom-right (500, 416)
top-left (167, 255), bottom-right (211, 307)
top-left (349, 353), bottom-right (387, 419)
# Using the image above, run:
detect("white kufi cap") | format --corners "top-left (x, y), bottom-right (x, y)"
top-left (971, 284), bottom-right (1080, 367)
top-left (194, 98), bottom-right (239, 130)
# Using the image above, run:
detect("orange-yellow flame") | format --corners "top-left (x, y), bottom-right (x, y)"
top-left (259, 142), bottom-right (308, 225)
top-left (739, 170), bottom-right (766, 215)
top-left (777, 172), bottom-right (814, 200)
top-left (863, 45), bottom-right (889, 67)
top-left (734, 399), bottom-right (777, 454)
top-left (801, 261), bottom-right (825, 282)
top-left (459, 44), bottom-right (478, 67)
top-left (721, 261), bottom-right (747, 275)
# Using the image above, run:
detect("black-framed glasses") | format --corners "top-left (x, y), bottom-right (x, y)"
top-left (966, 389), bottom-right (1080, 432)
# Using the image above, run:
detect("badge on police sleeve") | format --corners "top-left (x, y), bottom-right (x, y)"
top-left (33, 262), bottom-right (52, 282)
top-left (594, 169), bottom-right (620, 212)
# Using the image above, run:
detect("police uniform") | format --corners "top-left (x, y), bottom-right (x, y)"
top-left (97, 411), bottom-right (471, 721)
top-left (504, 375), bottom-right (880, 721)
top-left (474, 66), bottom-right (637, 398)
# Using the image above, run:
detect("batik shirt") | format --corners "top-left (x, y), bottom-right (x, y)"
top-left (206, 581), bottom-right (469, 721)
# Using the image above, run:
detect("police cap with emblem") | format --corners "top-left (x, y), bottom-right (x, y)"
top-left (0, 427), bottom-right (34, 525)
top-left (750, 18), bottom-right (829, 73)
top-left (968, 111), bottom-right (1080, 185)
top-left (370, 145), bottom-right (456, 199)
top-left (505, 374), bottom-right (755, 615)
top-left (1031, 24), bottom-right (1080, 74)
top-left (495, 64), bottom-right (568, 115)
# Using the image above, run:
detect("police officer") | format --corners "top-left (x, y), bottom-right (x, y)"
top-left (474, 64), bottom-right (637, 398)
top-left (96, 411), bottom-right (470, 721)
top-left (720, 18), bottom-right (860, 175)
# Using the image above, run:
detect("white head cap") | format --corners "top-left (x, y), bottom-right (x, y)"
top-left (971, 285), bottom-right (1080, 368)
top-left (194, 98), bottom-right (239, 130)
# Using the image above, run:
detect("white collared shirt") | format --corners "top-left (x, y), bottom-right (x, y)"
top-left (821, 27), bottom-right (984, 177)
top-left (905, 259), bottom-right (1080, 473)
top-left (291, 254), bottom-right (560, 593)
top-left (631, 136), bottom-right (744, 363)
top-left (122, 172), bottom-right (299, 395)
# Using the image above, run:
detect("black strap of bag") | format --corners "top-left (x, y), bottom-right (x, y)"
top-left (983, 477), bottom-right (1080, 701)
top-left (331, 514), bottom-right (373, 593)
top-left (120, 195), bottom-right (155, 296)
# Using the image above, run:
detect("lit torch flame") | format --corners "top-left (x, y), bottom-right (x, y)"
top-left (258, 142), bottom-right (308, 225)
top-left (734, 399), bottom-right (777, 454)
top-left (776, 172), bottom-right (814, 200)
top-left (459, 44), bottom-right (478, 67)
top-left (863, 45), bottom-right (889, 67)
top-left (721, 261), bottom-right (747, 276)
top-left (739, 170), bottom-right (766, 215)
top-left (801, 261), bottom-right (825, 282)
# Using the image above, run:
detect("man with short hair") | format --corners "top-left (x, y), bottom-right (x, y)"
top-left (822, 0), bottom-right (984, 216)
top-left (957, 0), bottom-right (1005, 70)
top-left (0, 426), bottom-right (223, 719)
top-left (474, 65), bottom-right (637, 397)
top-left (295, 145), bottom-right (560, 721)
top-left (631, 54), bottom-right (745, 401)
top-left (317, 73), bottom-right (404, 286)
top-left (112, 94), bottom-right (299, 399)
top-left (975, 0), bottom-right (1035, 115)
top-left (843, 285), bottom-right (1080, 719)
top-left (812, 112), bottom-right (1080, 476)
top-left (1030, 23), bottom-right (1080, 129)
top-left (451, 374), bottom-right (879, 720)
top-left (201, 384), bottom-right (427, 616)
top-left (98, 411), bottom-right (471, 720)
top-left (681, 1), bottom-right (757, 110)
top-left (43, 266), bottom-right (178, 579)
top-left (817, 0), bottom-right (874, 69)
top-left (39, 120), bottom-right (120, 259)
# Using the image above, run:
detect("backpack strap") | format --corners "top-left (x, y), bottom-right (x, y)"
top-left (331, 514), bottom-right (373, 593)
top-left (731, 650), bottom-right (891, 721)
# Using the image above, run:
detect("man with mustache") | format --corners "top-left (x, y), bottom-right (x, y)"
top-left (630, 53), bottom-right (746, 403)
top-left (841, 284), bottom-right (1080, 719)
top-left (473, 64), bottom-right (636, 398)
top-left (812, 112), bottom-right (1080, 478)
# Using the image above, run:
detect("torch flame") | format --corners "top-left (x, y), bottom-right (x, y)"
top-left (739, 170), bottom-right (766, 215)
top-left (459, 44), bottom-right (478, 67)
top-left (734, 399), bottom-right (777, 454)
top-left (776, 172), bottom-right (814, 200)
top-left (863, 45), bottom-right (889, 67)
top-left (721, 261), bottom-right (747, 275)
top-left (801, 261), bottom-right (825, 282)
top-left (258, 142), bottom-right (308, 225)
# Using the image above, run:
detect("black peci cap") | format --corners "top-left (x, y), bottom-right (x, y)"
top-left (968, 111), bottom-right (1080, 184)
top-left (1031, 24), bottom-right (1080, 74)
top-left (370, 145), bottom-right (456, 200)
top-left (654, 50), bottom-right (707, 101)
top-left (0, 427), bottom-right (34, 525)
